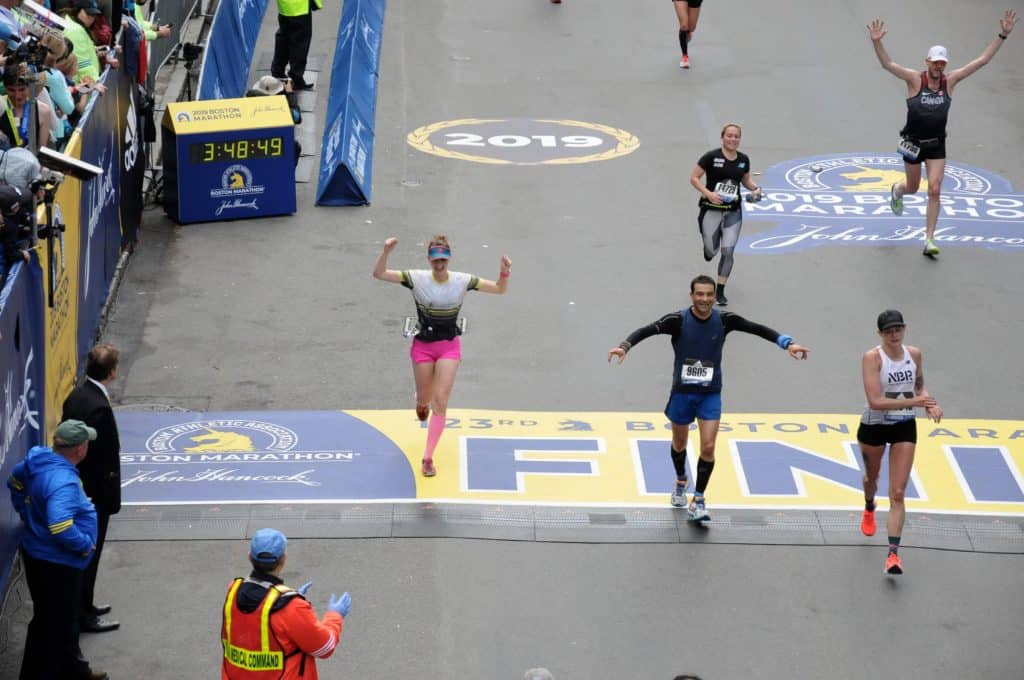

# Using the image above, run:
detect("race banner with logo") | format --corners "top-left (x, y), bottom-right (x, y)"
top-left (739, 154), bottom-right (1023, 253)
top-left (119, 70), bottom-right (146, 248)
top-left (316, 0), bottom-right (386, 206)
top-left (197, 0), bottom-right (270, 101)
top-left (117, 410), bottom-right (1024, 517)
top-left (37, 132), bottom-right (84, 437)
top-left (0, 257), bottom-right (46, 597)
top-left (76, 81), bottom-right (124, 364)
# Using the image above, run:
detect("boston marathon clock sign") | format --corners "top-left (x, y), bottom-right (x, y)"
top-left (162, 98), bottom-right (296, 224)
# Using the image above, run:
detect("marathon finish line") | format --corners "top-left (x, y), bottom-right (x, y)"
top-left (115, 410), bottom-right (1024, 515)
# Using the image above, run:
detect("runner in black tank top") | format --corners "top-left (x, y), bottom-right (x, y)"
top-left (868, 11), bottom-right (1017, 257)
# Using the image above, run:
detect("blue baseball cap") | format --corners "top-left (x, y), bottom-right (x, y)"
top-left (0, 23), bottom-right (21, 48)
top-left (250, 528), bottom-right (287, 563)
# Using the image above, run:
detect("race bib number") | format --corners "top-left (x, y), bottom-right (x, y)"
top-left (897, 138), bottom-right (920, 161)
top-left (714, 181), bottom-right (739, 201)
top-left (884, 408), bottom-right (915, 423)
top-left (681, 359), bottom-right (714, 385)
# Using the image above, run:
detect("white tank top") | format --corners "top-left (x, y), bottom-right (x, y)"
top-left (861, 345), bottom-right (917, 425)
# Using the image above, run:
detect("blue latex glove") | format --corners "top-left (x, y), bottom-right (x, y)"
top-left (327, 592), bottom-right (351, 617)
top-left (297, 581), bottom-right (313, 596)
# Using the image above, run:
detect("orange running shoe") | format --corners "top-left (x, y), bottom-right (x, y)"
top-left (861, 509), bottom-right (876, 536)
top-left (422, 459), bottom-right (436, 477)
top-left (884, 552), bottom-right (903, 575)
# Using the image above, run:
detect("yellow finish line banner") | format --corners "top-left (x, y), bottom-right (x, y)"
top-left (354, 410), bottom-right (1024, 515)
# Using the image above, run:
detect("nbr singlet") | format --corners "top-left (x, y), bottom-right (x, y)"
top-left (861, 345), bottom-right (916, 425)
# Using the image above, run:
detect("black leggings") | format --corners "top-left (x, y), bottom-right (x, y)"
top-left (698, 207), bottom-right (742, 278)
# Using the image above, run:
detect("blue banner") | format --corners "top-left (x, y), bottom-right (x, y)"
top-left (316, 0), bottom-right (386, 206)
top-left (76, 74), bottom-right (124, 364)
top-left (0, 257), bottom-right (46, 597)
top-left (118, 411), bottom-right (415, 504)
top-left (197, 0), bottom-right (271, 101)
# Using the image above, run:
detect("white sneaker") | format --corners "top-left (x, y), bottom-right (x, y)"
top-left (687, 494), bottom-right (710, 521)
top-left (680, 55), bottom-right (690, 69)
top-left (670, 484), bottom-right (687, 508)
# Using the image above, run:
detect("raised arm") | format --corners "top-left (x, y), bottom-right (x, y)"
top-left (868, 19), bottom-right (919, 85)
top-left (475, 255), bottom-right (512, 294)
top-left (372, 237), bottom-right (403, 284)
top-left (947, 10), bottom-right (1017, 90)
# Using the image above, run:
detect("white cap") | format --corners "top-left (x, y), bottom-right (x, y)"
top-left (926, 45), bottom-right (949, 63)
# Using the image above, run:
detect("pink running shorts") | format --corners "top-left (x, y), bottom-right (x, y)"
top-left (410, 337), bottom-right (462, 363)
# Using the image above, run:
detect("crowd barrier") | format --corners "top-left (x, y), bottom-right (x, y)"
top-left (316, 0), bottom-right (386, 206)
top-left (196, 0), bottom-right (270, 101)
top-left (147, 0), bottom-right (202, 93)
top-left (0, 65), bottom-right (146, 602)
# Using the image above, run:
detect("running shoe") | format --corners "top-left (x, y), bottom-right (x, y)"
top-left (550, 0), bottom-right (561, 3)
top-left (884, 552), bottom-right (903, 575)
top-left (680, 55), bottom-right (690, 70)
top-left (889, 183), bottom-right (903, 216)
top-left (715, 290), bottom-right (727, 306)
top-left (688, 494), bottom-right (710, 521)
top-left (422, 459), bottom-right (436, 477)
top-left (923, 239), bottom-right (940, 256)
top-left (860, 509), bottom-right (876, 536)
top-left (416, 404), bottom-right (429, 421)
top-left (671, 483), bottom-right (687, 508)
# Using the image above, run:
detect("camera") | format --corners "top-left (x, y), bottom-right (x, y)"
top-left (182, 42), bottom-right (203, 64)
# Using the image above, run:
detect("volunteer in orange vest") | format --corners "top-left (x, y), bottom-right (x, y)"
top-left (221, 528), bottom-right (351, 679)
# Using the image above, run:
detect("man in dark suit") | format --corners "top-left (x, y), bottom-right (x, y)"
top-left (62, 343), bottom-right (122, 633)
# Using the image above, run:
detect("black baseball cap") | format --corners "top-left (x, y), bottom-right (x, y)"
top-left (74, 0), bottom-right (104, 16)
top-left (876, 309), bottom-right (905, 331)
top-left (0, 185), bottom-right (33, 215)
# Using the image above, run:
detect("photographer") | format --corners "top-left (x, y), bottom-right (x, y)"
top-left (0, 183), bottom-right (35, 282)
top-left (245, 75), bottom-right (302, 167)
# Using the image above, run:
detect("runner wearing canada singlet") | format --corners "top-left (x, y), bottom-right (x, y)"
top-left (868, 11), bottom-right (1017, 257)
top-left (857, 310), bottom-right (942, 575)
top-left (373, 235), bottom-right (511, 478)
top-left (689, 123), bottom-right (762, 307)
top-left (607, 274), bottom-right (809, 520)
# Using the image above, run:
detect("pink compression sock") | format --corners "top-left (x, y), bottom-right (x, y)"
top-left (424, 413), bottom-right (446, 461)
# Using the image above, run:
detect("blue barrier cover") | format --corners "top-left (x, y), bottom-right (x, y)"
top-left (197, 0), bottom-right (270, 101)
top-left (0, 257), bottom-right (46, 598)
top-left (77, 73), bottom-right (125, 364)
top-left (316, 0), bottom-right (386, 206)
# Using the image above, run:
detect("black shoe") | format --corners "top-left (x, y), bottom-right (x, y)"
top-left (715, 290), bottom-right (727, 306)
top-left (291, 79), bottom-right (315, 91)
top-left (89, 604), bottom-right (112, 616)
top-left (81, 615), bottom-right (120, 633)
top-left (82, 671), bottom-right (109, 680)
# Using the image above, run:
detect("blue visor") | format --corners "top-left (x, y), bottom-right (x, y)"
top-left (428, 245), bottom-right (451, 260)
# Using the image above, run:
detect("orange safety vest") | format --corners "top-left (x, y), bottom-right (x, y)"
top-left (222, 578), bottom-right (298, 679)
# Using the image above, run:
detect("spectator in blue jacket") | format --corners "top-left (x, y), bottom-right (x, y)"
top-left (7, 419), bottom-right (108, 680)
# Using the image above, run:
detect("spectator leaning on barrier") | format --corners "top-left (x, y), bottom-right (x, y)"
top-left (246, 75), bottom-right (302, 167)
top-left (129, 0), bottom-right (171, 43)
top-left (60, 0), bottom-right (117, 86)
top-left (42, 35), bottom-right (76, 146)
top-left (0, 182), bottom-right (35, 269)
top-left (6, 419), bottom-right (109, 680)
top-left (222, 528), bottom-right (351, 680)
top-left (271, 0), bottom-right (321, 90)
top-left (0, 65), bottom-right (54, 149)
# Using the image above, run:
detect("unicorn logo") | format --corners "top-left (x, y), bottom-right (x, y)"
top-left (838, 165), bottom-right (929, 192)
top-left (184, 427), bottom-right (256, 453)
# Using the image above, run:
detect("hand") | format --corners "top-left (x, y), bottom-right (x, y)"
top-left (787, 343), bottom-right (810, 360)
top-left (913, 395), bottom-right (937, 409)
top-left (706, 192), bottom-right (724, 205)
top-left (926, 404), bottom-right (943, 423)
top-left (868, 19), bottom-right (886, 41)
top-left (607, 347), bottom-right (626, 364)
top-left (1000, 9), bottom-right (1017, 35)
top-left (297, 581), bottom-right (313, 596)
top-left (106, 56), bottom-right (119, 69)
top-left (499, 254), bottom-right (512, 273)
top-left (158, 25), bottom-right (172, 38)
top-left (383, 237), bottom-right (398, 253)
top-left (328, 592), bottom-right (351, 617)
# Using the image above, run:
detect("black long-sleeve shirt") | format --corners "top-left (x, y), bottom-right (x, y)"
top-left (623, 310), bottom-right (782, 350)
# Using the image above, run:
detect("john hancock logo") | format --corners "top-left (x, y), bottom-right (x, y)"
top-left (739, 154), bottom-right (1024, 253)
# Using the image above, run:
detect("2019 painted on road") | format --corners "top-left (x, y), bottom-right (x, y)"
top-left (116, 410), bottom-right (1024, 516)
